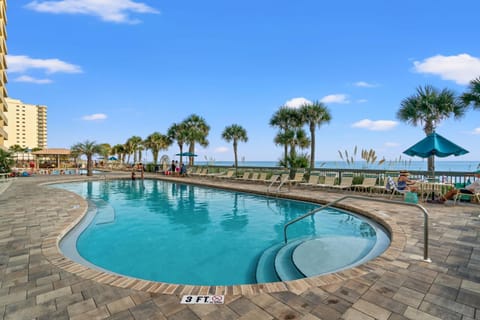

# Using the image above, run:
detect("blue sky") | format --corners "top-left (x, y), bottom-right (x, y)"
top-left (5, 0), bottom-right (480, 162)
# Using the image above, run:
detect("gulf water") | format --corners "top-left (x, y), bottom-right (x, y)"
top-left (195, 160), bottom-right (479, 172)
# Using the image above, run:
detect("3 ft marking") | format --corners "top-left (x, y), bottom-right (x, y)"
top-left (181, 295), bottom-right (224, 304)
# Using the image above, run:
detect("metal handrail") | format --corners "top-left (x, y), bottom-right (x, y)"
top-left (283, 195), bottom-right (431, 262)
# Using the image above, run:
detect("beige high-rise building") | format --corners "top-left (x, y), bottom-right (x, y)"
top-left (0, 0), bottom-right (8, 149)
top-left (4, 98), bottom-right (47, 149)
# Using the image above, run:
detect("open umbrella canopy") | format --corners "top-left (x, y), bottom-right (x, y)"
top-left (403, 131), bottom-right (469, 158)
top-left (176, 152), bottom-right (197, 157)
top-left (108, 156), bottom-right (118, 161)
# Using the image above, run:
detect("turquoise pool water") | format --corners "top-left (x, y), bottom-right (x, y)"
top-left (54, 180), bottom-right (388, 286)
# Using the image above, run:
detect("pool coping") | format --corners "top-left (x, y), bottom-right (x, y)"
top-left (40, 174), bottom-right (408, 296)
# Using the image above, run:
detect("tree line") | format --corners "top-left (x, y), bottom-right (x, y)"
top-left (1, 77), bottom-right (478, 176)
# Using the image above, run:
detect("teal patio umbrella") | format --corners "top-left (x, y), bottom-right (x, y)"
top-left (403, 131), bottom-right (468, 198)
top-left (175, 152), bottom-right (197, 165)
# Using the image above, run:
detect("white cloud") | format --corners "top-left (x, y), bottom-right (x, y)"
top-left (7, 55), bottom-right (82, 74)
top-left (384, 142), bottom-right (400, 147)
top-left (413, 53), bottom-right (480, 85)
top-left (214, 146), bottom-right (229, 153)
top-left (352, 119), bottom-right (398, 131)
top-left (356, 99), bottom-right (368, 103)
top-left (354, 81), bottom-right (377, 88)
top-left (26, 0), bottom-right (159, 24)
top-left (284, 97), bottom-right (312, 108)
top-left (473, 128), bottom-right (480, 135)
top-left (82, 113), bottom-right (107, 121)
top-left (12, 75), bottom-right (52, 84)
top-left (320, 94), bottom-right (349, 104)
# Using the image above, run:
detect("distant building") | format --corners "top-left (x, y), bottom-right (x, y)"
top-left (4, 97), bottom-right (47, 149)
top-left (0, 0), bottom-right (7, 149)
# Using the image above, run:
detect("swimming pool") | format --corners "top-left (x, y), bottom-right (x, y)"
top-left (55, 179), bottom-right (390, 286)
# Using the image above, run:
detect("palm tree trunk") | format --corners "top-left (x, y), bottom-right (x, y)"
top-left (310, 127), bottom-right (315, 169)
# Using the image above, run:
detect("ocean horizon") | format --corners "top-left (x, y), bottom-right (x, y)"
top-left (194, 160), bottom-right (480, 172)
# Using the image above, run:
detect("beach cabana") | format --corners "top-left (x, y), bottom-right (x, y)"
top-left (32, 148), bottom-right (73, 169)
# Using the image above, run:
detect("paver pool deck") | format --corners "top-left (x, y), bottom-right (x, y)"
top-left (0, 173), bottom-right (479, 320)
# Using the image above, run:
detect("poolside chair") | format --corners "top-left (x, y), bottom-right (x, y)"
top-left (286, 171), bottom-right (306, 187)
top-left (353, 174), bottom-right (378, 193)
top-left (247, 172), bottom-right (261, 182)
top-left (215, 169), bottom-right (235, 179)
top-left (262, 173), bottom-right (280, 184)
top-left (255, 172), bottom-right (268, 183)
top-left (371, 172), bottom-right (399, 195)
top-left (453, 190), bottom-right (480, 205)
top-left (236, 171), bottom-right (251, 181)
top-left (315, 173), bottom-right (337, 189)
top-left (330, 172), bottom-right (354, 191)
top-left (300, 174), bottom-right (319, 187)
top-left (192, 168), bottom-right (208, 176)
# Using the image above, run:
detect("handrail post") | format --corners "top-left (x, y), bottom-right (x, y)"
top-left (283, 195), bottom-right (431, 262)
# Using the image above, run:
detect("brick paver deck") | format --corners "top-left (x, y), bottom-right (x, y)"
top-left (0, 173), bottom-right (479, 319)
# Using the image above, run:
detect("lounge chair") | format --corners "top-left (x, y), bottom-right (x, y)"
top-left (286, 171), bottom-right (305, 187)
top-left (236, 172), bottom-right (251, 181)
top-left (315, 173), bottom-right (338, 189)
top-left (247, 172), bottom-right (261, 182)
top-left (371, 172), bottom-right (399, 195)
top-left (191, 168), bottom-right (208, 176)
top-left (330, 172), bottom-right (354, 191)
top-left (300, 174), bottom-right (319, 187)
top-left (255, 172), bottom-right (268, 182)
top-left (215, 169), bottom-right (235, 179)
top-left (262, 173), bottom-right (280, 184)
top-left (353, 174), bottom-right (378, 193)
top-left (453, 190), bottom-right (480, 205)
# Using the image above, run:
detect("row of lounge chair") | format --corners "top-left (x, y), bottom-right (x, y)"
top-left (181, 167), bottom-right (479, 204)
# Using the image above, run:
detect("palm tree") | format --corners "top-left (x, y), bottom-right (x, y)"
top-left (299, 101), bottom-right (332, 169)
top-left (182, 114), bottom-right (210, 166)
top-left (111, 144), bottom-right (126, 164)
top-left (8, 144), bottom-right (24, 167)
top-left (461, 76), bottom-right (480, 109)
top-left (221, 124), bottom-right (248, 174)
top-left (397, 85), bottom-right (467, 172)
top-left (125, 136), bottom-right (143, 164)
top-left (70, 140), bottom-right (103, 176)
top-left (0, 149), bottom-right (14, 173)
top-left (168, 123), bottom-right (189, 166)
top-left (270, 106), bottom-right (304, 167)
top-left (99, 143), bottom-right (111, 165)
top-left (144, 132), bottom-right (172, 165)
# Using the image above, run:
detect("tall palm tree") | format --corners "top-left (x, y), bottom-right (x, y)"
top-left (397, 85), bottom-right (467, 172)
top-left (99, 143), bottom-right (111, 164)
top-left (168, 123), bottom-right (189, 166)
top-left (125, 136), bottom-right (143, 164)
top-left (299, 101), bottom-right (332, 169)
top-left (182, 114), bottom-right (210, 166)
top-left (270, 106), bottom-right (304, 167)
top-left (111, 144), bottom-right (126, 164)
top-left (144, 132), bottom-right (172, 165)
top-left (221, 124), bottom-right (248, 174)
top-left (461, 76), bottom-right (480, 109)
top-left (8, 144), bottom-right (24, 167)
top-left (70, 140), bottom-right (103, 176)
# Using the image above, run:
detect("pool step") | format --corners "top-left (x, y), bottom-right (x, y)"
top-left (256, 239), bottom-right (307, 284)
top-left (255, 243), bottom-right (283, 283)
top-left (90, 199), bottom-right (116, 225)
top-left (274, 239), bottom-right (306, 281)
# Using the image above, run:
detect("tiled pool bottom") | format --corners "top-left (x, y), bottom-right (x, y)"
top-left (2, 174), bottom-right (478, 320)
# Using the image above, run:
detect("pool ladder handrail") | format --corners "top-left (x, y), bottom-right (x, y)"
top-left (283, 195), bottom-right (431, 262)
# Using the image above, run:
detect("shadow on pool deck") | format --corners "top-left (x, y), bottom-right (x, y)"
top-left (0, 173), bottom-right (479, 320)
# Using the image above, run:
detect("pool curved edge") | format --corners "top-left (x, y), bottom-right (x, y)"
top-left (40, 175), bottom-right (407, 296)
